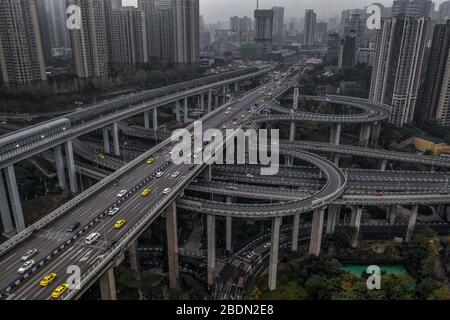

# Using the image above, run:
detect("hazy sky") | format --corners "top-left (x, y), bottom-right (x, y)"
top-left (122, 0), bottom-right (448, 22)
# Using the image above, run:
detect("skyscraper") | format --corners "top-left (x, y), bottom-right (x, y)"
top-left (419, 21), bottom-right (450, 126)
top-left (46, 0), bottom-right (70, 50)
top-left (109, 7), bottom-right (148, 69)
top-left (369, 16), bottom-right (429, 127)
top-left (138, 0), bottom-right (161, 60)
top-left (230, 16), bottom-right (240, 31)
top-left (173, 0), bottom-right (200, 64)
top-left (0, 0), bottom-right (47, 85)
top-left (392, 0), bottom-right (433, 17)
top-left (69, 0), bottom-right (110, 78)
top-left (158, 0), bottom-right (175, 62)
top-left (338, 32), bottom-right (357, 69)
top-left (438, 1), bottom-right (450, 21)
top-left (254, 9), bottom-right (274, 53)
top-left (271, 6), bottom-right (284, 41)
top-left (326, 32), bottom-right (339, 66)
top-left (315, 22), bottom-right (328, 44)
top-left (304, 9), bottom-right (317, 46)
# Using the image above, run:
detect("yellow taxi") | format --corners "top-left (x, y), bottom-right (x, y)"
top-left (114, 219), bottom-right (127, 229)
top-left (141, 188), bottom-right (152, 197)
top-left (98, 154), bottom-right (105, 160)
top-left (40, 273), bottom-right (57, 287)
top-left (51, 283), bottom-right (69, 299)
top-left (146, 158), bottom-right (154, 165)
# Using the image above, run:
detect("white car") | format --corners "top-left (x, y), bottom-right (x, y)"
top-left (171, 171), bottom-right (180, 178)
top-left (156, 171), bottom-right (164, 178)
top-left (246, 174), bottom-right (254, 178)
top-left (263, 243), bottom-right (271, 249)
top-left (85, 233), bottom-right (101, 245)
top-left (21, 249), bottom-right (37, 261)
top-left (225, 111), bottom-right (229, 114)
top-left (163, 188), bottom-right (171, 195)
top-left (117, 190), bottom-right (127, 198)
top-left (108, 207), bottom-right (120, 216)
top-left (18, 260), bottom-right (35, 274)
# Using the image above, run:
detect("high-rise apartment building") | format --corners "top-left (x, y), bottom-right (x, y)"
top-left (304, 9), bottom-right (317, 46)
top-left (158, 0), bottom-right (175, 62)
top-left (109, 7), bottom-right (148, 69)
top-left (271, 6), bottom-right (284, 41)
top-left (254, 9), bottom-right (274, 53)
top-left (138, 0), bottom-right (161, 60)
top-left (392, 0), bottom-right (433, 17)
top-left (419, 21), bottom-right (450, 126)
top-left (438, 1), bottom-right (450, 21)
top-left (369, 16), bottom-right (429, 127)
top-left (315, 22), bottom-right (328, 44)
top-left (173, 0), bottom-right (200, 64)
top-left (0, 0), bottom-right (47, 85)
top-left (46, 0), bottom-right (70, 50)
top-left (69, 0), bottom-right (110, 78)
top-left (338, 32), bottom-right (357, 69)
top-left (326, 32), bottom-right (339, 66)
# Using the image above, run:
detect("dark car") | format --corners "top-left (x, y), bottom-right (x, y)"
top-left (66, 222), bottom-right (81, 233)
top-left (189, 165), bottom-right (195, 171)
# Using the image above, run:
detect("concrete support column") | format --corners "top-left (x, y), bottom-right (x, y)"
top-left (152, 108), bottom-right (158, 131)
top-left (112, 122), bottom-right (120, 156)
top-left (326, 205), bottom-right (340, 235)
top-left (175, 100), bottom-right (181, 122)
top-left (350, 206), bottom-right (357, 226)
top-left (330, 123), bottom-right (342, 145)
top-left (437, 204), bottom-right (446, 217)
top-left (200, 93), bottom-right (205, 110)
top-left (234, 82), bottom-right (239, 92)
top-left (64, 140), bottom-right (78, 193)
top-left (203, 165), bottom-right (212, 182)
top-left (380, 159), bottom-right (387, 171)
top-left (371, 122), bottom-right (381, 147)
top-left (54, 145), bottom-right (66, 188)
top-left (208, 90), bottom-right (212, 113)
top-left (405, 205), bottom-right (419, 243)
top-left (291, 213), bottom-right (300, 252)
top-left (215, 95), bottom-right (219, 109)
top-left (389, 206), bottom-right (397, 225)
top-left (165, 202), bottom-right (179, 289)
top-left (226, 216), bottom-right (232, 254)
top-left (268, 217), bottom-right (282, 291)
top-left (102, 127), bottom-right (111, 154)
top-left (309, 207), bottom-right (325, 256)
top-left (0, 174), bottom-right (14, 236)
top-left (431, 165), bottom-right (435, 173)
top-left (127, 240), bottom-right (141, 278)
top-left (144, 111), bottom-right (150, 129)
top-left (184, 97), bottom-right (189, 123)
top-left (334, 155), bottom-right (340, 166)
top-left (99, 267), bottom-right (117, 300)
top-left (351, 206), bottom-right (363, 248)
top-left (359, 123), bottom-right (371, 147)
top-left (207, 214), bottom-right (216, 288)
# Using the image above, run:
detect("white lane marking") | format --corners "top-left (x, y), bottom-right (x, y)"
top-left (69, 249), bottom-right (84, 261)
top-left (0, 253), bottom-right (17, 267)
top-left (79, 250), bottom-right (92, 262)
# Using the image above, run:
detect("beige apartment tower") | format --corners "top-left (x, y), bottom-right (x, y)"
top-left (173, 0), bottom-right (200, 64)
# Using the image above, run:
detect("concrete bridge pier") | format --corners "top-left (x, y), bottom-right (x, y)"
top-left (127, 240), bottom-right (141, 278)
top-left (165, 202), bottom-right (179, 289)
top-left (203, 165), bottom-right (212, 182)
top-left (100, 267), bottom-right (117, 300)
top-left (268, 217), bottom-right (282, 291)
top-left (234, 82), bottom-right (239, 92)
top-left (54, 145), bottom-right (66, 188)
top-left (144, 111), bottom-right (150, 129)
top-left (102, 127), bottom-right (111, 154)
top-left (175, 100), bottom-right (181, 122)
top-left (64, 140), bottom-right (78, 193)
top-left (405, 205), bottom-right (419, 243)
top-left (309, 207), bottom-right (325, 256)
top-left (207, 214), bottom-right (216, 288)
top-left (351, 206), bottom-right (363, 248)
top-left (359, 123), bottom-right (371, 147)
top-left (200, 93), bottom-right (205, 110)
top-left (326, 205), bottom-right (340, 235)
top-left (437, 204), bottom-right (447, 218)
top-left (430, 165), bottom-right (435, 173)
top-left (152, 108), bottom-right (158, 133)
top-left (291, 213), bottom-right (300, 252)
top-left (330, 123), bottom-right (342, 145)
top-left (371, 122), bottom-right (381, 147)
top-left (184, 98), bottom-right (189, 123)
top-left (0, 173), bottom-right (15, 236)
top-left (226, 216), bottom-right (232, 254)
top-left (380, 159), bottom-right (387, 171)
top-left (215, 95), bottom-right (219, 109)
top-left (208, 90), bottom-right (212, 113)
top-left (389, 206), bottom-right (397, 225)
top-left (112, 122), bottom-right (120, 157)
